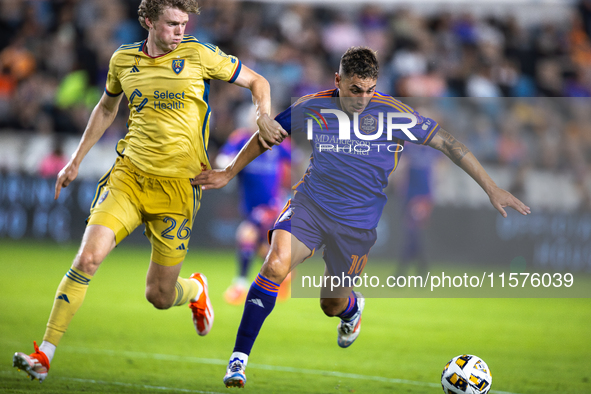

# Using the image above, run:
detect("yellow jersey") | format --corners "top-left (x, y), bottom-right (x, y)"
top-left (105, 35), bottom-right (242, 178)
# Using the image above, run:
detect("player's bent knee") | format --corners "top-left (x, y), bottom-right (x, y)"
top-left (260, 253), bottom-right (290, 284)
top-left (145, 289), bottom-right (173, 310)
top-left (73, 251), bottom-right (103, 275)
top-left (320, 298), bottom-right (347, 317)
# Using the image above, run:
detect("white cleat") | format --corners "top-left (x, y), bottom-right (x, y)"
top-left (223, 358), bottom-right (247, 388)
top-left (337, 292), bottom-right (365, 348)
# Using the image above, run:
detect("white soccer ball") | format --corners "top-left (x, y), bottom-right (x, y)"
top-left (441, 354), bottom-right (492, 394)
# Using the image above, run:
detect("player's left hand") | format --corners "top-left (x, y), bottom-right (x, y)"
top-left (257, 114), bottom-right (288, 149)
top-left (488, 187), bottom-right (531, 218)
top-left (191, 169), bottom-right (232, 190)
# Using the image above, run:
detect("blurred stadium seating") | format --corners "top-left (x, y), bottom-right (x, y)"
top-left (1, 0), bottom-right (590, 271)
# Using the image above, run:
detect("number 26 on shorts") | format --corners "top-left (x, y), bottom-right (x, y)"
top-left (160, 217), bottom-right (192, 240)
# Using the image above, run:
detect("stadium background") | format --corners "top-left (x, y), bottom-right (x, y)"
top-left (1, 0), bottom-right (591, 271)
top-left (0, 0), bottom-right (590, 393)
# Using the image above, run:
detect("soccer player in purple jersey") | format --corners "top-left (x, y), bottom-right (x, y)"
top-left (396, 143), bottom-right (441, 278)
top-left (216, 127), bottom-right (291, 304)
top-left (193, 47), bottom-right (531, 388)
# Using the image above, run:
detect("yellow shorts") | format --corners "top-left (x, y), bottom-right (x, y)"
top-left (88, 155), bottom-right (201, 266)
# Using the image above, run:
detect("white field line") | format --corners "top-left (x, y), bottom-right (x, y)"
top-left (59, 346), bottom-right (520, 394)
top-left (60, 377), bottom-right (226, 394)
top-left (1, 370), bottom-right (225, 393)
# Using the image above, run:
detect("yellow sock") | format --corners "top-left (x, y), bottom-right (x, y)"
top-left (43, 267), bottom-right (92, 346)
top-left (173, 277), bottom-right (201, 306)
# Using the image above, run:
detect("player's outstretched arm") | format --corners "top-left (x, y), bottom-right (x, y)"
top-left (55, 92), bottom-right (122, 200)
top-left (232, 65), bottom-right (288, 149)
top-left (428, 128), bottom-right (531, 218)
top-left (192, 131), bottom-right (268, 190)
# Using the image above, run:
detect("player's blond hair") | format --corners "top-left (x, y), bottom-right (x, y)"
top-left (138, 0), bottom-right (200, 31)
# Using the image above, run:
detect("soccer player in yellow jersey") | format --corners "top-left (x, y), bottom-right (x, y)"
top-left (12, 0), bottom-right (287, 383)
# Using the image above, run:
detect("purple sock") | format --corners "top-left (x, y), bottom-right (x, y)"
top-left (233, 274), bottom-right (280, 355)
top-left (237, 248), bottom-right (255, 278)
top-left (337, 292), bottom-right (358, 321)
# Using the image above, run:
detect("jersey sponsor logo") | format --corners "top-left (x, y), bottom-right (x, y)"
top-left (313, 133), bottom-right (404, 156)
top-left (130, 65), bottom-right (140, 73)
top-left (305, 109), bottom-right (328, 137)
top-left (176, 243), bottom-right (186, 250)
top-left (153, 90), bottom-right (186, 110)
top-left (130, 89), bottom-right (148, 112)
top-left (98, 190), bottom-right (109, 204)
top-left (172, 59), bottom-right (185, 75)
top-left (154, 90), bottom-right (185, 100)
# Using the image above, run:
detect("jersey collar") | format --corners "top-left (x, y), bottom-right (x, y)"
top-left (141, 39), bottom-right (178, 59)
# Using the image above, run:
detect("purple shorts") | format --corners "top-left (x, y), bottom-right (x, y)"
top-left (270, 192), bottom-right (377, 278)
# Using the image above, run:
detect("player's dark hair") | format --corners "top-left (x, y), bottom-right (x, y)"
top-left (339, 47), bottom-right (379, 80)
top-left (138, 0), bottom-right (200, 31)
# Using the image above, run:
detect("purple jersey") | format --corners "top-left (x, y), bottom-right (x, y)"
top-left (220, 128), bottom-right (290, 215)
top-left (275, 89), bottom-right (440, 229)
top-left (403, 142), bottom-right (441, 201)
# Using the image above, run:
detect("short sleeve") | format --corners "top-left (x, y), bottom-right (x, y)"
top-left (385, 108), bottom-right (440, 146)
top-left (199, 44), bottom-right (242, 83)
top-left (274, 106), bottom-right (292, 135)
top-left (105, 53), bottom-right (123, 97)
top-left (407, 110), bottom-right (440, 146)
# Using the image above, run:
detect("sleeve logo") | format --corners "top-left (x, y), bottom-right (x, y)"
top-left (98, 190), bottom-right (109, 205)
top-left (278, 206), bottom-right (293, 222)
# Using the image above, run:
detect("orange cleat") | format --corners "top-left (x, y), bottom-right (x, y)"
top-left (189, 273), bottom-right (214, 336)
top-left (13, 341), bottom-right (50, 382)
top-left (224, 282), bottom-right (248, 306)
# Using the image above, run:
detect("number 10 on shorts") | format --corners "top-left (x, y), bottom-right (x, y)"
top-left (348, 254), bottom-right (368, 275)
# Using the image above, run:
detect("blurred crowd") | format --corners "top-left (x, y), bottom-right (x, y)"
top-left (1, 0), bottom-right (591, 188)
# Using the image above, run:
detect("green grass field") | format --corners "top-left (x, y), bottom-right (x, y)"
top-left (1, 240), bottom-right (590, 393)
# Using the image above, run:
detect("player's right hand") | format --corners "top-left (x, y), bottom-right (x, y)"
top-left (55, 161), bottom-right (79, 200)
top-left (257, 114), bottom-right (288, 149)
top-left (192, 169), bottom-right (233, 190)
top-left (488, 186), bottom-right (531, 218)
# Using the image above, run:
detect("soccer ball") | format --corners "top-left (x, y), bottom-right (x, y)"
top-left (441, 354), bottom-right (492, 394)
